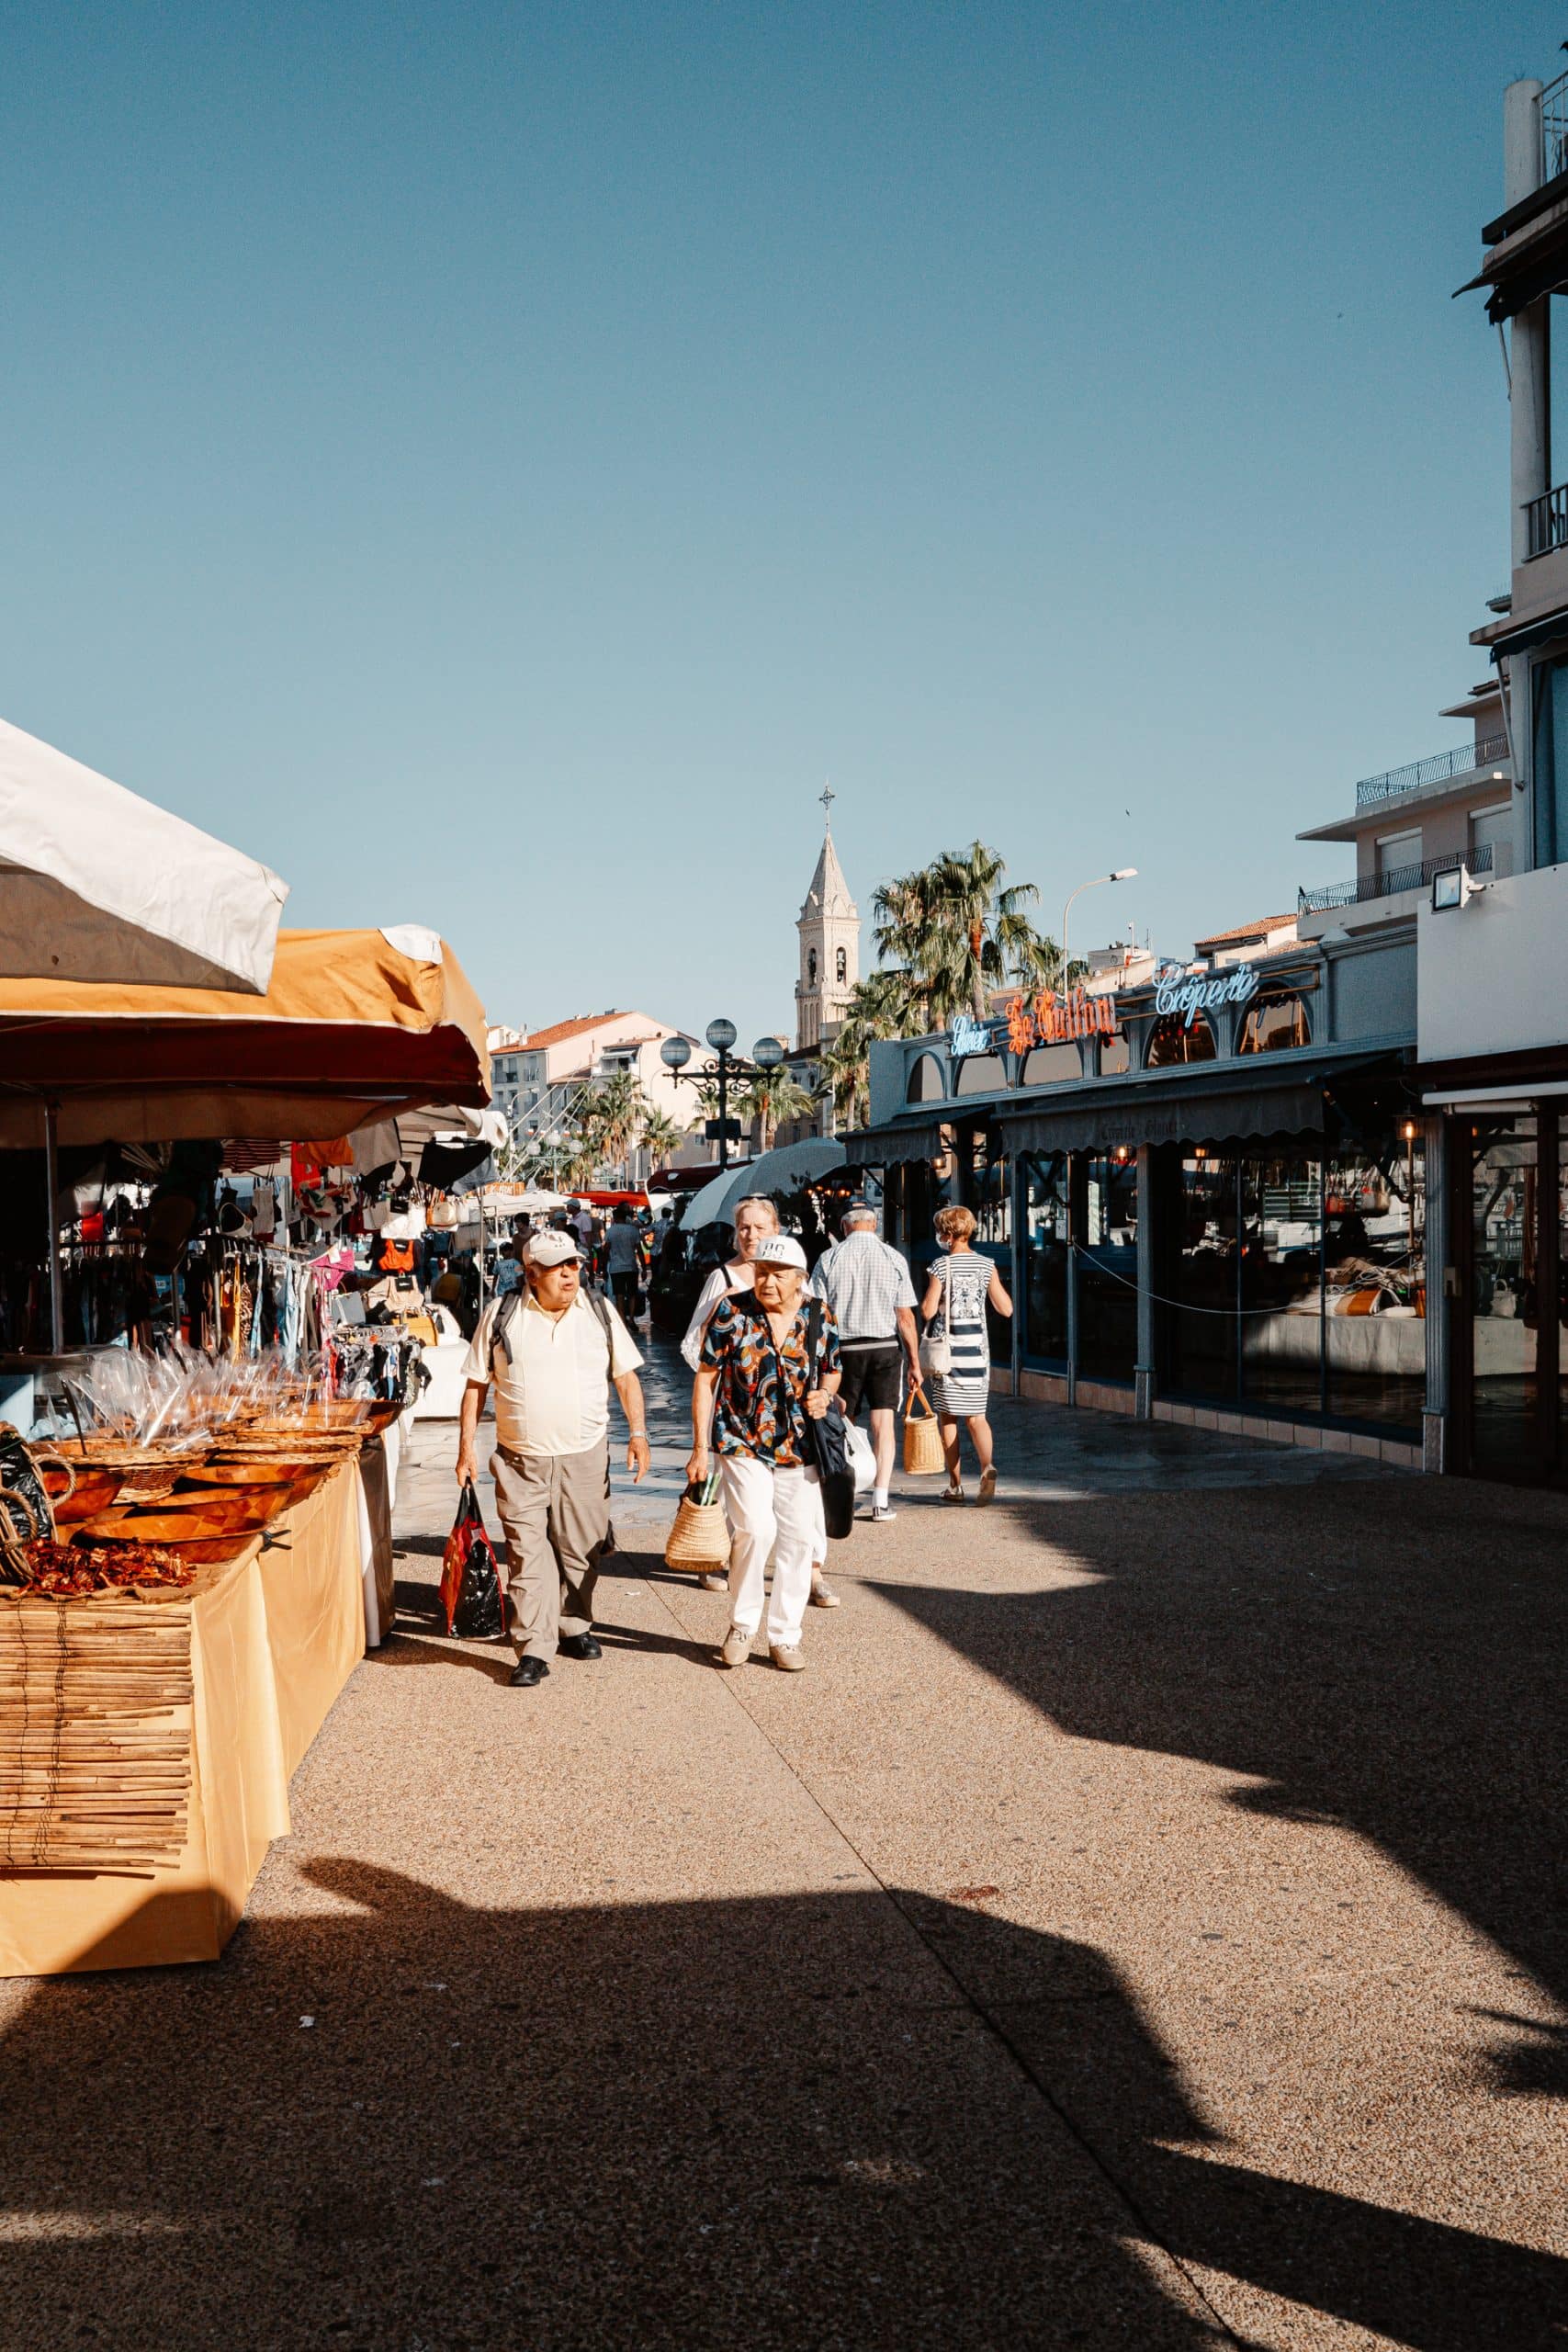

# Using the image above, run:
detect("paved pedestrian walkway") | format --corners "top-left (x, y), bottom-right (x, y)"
top-left (2, 1340), bottom-right (1564, 2349)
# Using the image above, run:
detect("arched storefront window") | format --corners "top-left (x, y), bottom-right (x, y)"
top-left (1020, 1042), bottom-right (1082, 1087)
top-left (1145, 1013), bottom-right (1217, 1068)
top-left (954, 1053), bottom-right (1006, 1096)
top-left (907, 1051), bottom-right (946, 1103)
top-left (1237, 992), bottom-right (1310, 1054)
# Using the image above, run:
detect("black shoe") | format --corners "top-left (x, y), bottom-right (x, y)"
top-left (558, 1633), bottom-right (602, 1661)
top-left (509, 1656), bottom-right (550, 1688)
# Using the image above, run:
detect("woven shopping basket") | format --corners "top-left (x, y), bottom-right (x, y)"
top-left (903, 1389), bottom-right (945, 1476)
top-left (664, 1492), bottom-right (731, 1570)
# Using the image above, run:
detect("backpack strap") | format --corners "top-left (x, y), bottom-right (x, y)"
top-left (490, 1288), bottom-right (525, 1372)
top-left (492, 1282), bottom-right (616, 1375)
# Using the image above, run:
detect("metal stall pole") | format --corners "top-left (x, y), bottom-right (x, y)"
top-left (43, 1097), bottom-right (64, 1354)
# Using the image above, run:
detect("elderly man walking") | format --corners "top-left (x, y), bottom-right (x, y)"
top-left (456, 1229), bottom-right (649, 1689)
top-left (808, 1198), bottom-right (920, 1522)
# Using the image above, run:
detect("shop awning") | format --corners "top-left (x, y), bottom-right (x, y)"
top-left (0, 715), bottom-right (288, 992)
top-left (999, 1052), bottom-right (1404, 1156)
top-left (1002, 1078), bottom-right (1327, 1156)
top-left (840, 1119), bottom-right (947, 1164)
top-left (0, 925), bottom-right (490, 1148)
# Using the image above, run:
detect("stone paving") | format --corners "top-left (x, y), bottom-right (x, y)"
top-left (1, 1337), bottom-right (1564, 2350)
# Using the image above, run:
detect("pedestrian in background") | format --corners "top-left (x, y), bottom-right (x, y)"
top-left (682, 1194), bottom-right (837, 1604)
top-left (809, 1199), bottom-right (921, 1522)
top-left (688, 1235), bottom-right (841, 1672)
top-left (921, 1204), bottom-right (1011, 1506)
top-left (605, 1204), bottom-right (643, 1324)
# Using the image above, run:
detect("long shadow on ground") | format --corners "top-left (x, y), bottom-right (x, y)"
top-left (866, 1474), bottom-right (1568, 2346)
top-left (5, 1872), bottom-right (1231, 2352)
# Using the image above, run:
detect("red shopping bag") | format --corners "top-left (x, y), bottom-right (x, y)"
top-left (439, 1481), bottom-right (507, 1639)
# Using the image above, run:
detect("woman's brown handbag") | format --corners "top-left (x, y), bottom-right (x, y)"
top-left (664, 1492), bottom-right (731, 1570)
top-left (903, 1389), bottom-right (945, 1476)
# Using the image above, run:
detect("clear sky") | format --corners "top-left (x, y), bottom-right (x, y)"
top-left (3, 4), bottom-right (1557, 1046)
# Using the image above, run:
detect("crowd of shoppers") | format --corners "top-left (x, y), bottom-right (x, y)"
top-left (456, 1185), bottom-right (1011, 1688)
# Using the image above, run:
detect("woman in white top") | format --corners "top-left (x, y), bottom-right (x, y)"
top-left (681, 1194), bottom-right (835, 1602)
top-left (920, 1203), bottom-right (1012, 1505)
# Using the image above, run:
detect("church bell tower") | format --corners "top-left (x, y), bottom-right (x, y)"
top-left (795, 787), bottom-right (860, 1051)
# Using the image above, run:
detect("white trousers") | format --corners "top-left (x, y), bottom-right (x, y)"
top-left (721, 1454), bottom-right (819, 1646)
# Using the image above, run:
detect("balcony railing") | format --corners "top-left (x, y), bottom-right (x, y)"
top-left (1298, 843), bottom-right (1492, 917)
top-left (1526, 481), bottom-right (1568, 560)
top-left (1354, 733), bottom-right (1510, 808)
top-left (1545, 65), bottom-right (1568, 184)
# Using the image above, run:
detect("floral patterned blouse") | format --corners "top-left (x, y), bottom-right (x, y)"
top-left (700, 1295), bottom-right (841, 1466)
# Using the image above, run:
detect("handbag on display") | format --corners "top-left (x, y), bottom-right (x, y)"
top-left (918, 1258), bottom-right (953, 1378)
top-left (427, 1194), bottom-right (459, 1232)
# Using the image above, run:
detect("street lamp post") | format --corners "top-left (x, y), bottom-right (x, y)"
top-left (1061, 868), bottom-right (1138, 980)
top-left (661, 1023), bottom-right (785, 1172)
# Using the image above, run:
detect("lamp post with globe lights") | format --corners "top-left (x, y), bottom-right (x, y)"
top-left (660, 1022), bottom-right (785, 1171)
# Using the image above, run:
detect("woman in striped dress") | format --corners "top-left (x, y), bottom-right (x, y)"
top-left (920, 1204), bottom-right (1012, 1504)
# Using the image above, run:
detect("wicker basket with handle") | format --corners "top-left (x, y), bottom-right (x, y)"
top-left (903, 1389), bottom-right (945, 1476)
top-left (664, 1493), bottom-right (731, 1570)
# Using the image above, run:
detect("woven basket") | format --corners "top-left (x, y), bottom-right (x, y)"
top-left (903, 1391), bottom-right (945, 1476)
top-left (664, 1495), bottom-right (731, 1569)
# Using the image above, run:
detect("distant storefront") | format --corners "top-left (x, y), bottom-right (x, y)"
top-left (854, 934), bottom-right (1430, 1469)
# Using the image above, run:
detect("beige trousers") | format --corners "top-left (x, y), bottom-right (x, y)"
top-left (490, 1440), bottom-right (611, 1659)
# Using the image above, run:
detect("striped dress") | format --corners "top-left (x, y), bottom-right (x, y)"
top-left (929, 1249), bottom-right (992, 1417)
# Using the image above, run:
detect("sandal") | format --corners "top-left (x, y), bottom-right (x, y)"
top-left (942, 1479), bottom-right (965, 1504)
top-left (977, 1466), bottom-right (997, 1507)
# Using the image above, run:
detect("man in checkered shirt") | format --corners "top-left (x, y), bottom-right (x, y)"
top-left (808, 1200), bottom-right (922, 1521)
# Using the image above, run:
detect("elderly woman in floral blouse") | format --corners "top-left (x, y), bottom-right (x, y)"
top-left (688, 1233), bottom-right (841, 1672)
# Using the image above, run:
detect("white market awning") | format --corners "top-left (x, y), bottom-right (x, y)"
top-left (0, 715), bottom-right (288, 992)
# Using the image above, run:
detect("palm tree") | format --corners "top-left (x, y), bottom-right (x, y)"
top-left (874, 840), bottom-right (1055, 1021)
top-left (740, 1066), bottom-right (818, 1152)
top-left (638, 1104), bottom-right (685, 1165)
top-left (815, 970), bottom-right (913, 1129)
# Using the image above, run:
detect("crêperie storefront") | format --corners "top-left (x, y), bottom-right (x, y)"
top-left (853, 938), bottom-right (1426, 1462)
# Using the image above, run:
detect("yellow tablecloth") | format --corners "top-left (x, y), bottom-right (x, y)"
top-left (0, 1456), bottom-right (371, 1978)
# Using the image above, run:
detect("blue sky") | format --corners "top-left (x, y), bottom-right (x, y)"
top-left (2, 4), bottom-right (1557, 1045)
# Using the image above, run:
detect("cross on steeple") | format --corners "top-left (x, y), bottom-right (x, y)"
top-left (819, 779), bottom-right (836, 823)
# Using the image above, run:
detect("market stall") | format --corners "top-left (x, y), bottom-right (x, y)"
top-left (0, 924), bottom-right (491, 1975)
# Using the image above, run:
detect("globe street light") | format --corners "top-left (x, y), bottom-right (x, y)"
top-left (661, 1023), bottom-right (786, 1171)
top-left (1061, 868), bottom-right (1138, 978)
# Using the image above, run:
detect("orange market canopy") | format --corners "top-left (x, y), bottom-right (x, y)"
top-left (0, 924), bottom-right (490, 1149)
top-left (0, 716), bottom-right (288, 992)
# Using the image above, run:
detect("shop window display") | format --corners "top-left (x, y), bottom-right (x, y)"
top-left (1238, 1154), bottom-right (1324, 1415)
top-left (1020, 1042), bottom-right (1082, 1087)
top-left (1145, 1013), bottom-right (1216, 1068)
top-left (1021, 1153), bottom-right (1069, 1364)
top-left (907, 1051), bottom-right (945, 1103)
top-left (1074, 1149), bottom-right (1138, 1383)
top-left (1156, 1149), bottom-right (1239, 1399)
top-left (1470, 1117), bottom-right (1539, 1478)
top-left (1323, 1136), bottom-right (1426, 1428)
top-left (1155, 1124), bottom-right (1425, 1430)
top-left (954, 1053), bottom-right (1006, 1097)
top-left (1237, 993), bottom-right (1310, 1055)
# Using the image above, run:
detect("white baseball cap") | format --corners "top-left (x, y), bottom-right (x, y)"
top-left (752, 1234), bottom-right (807, 1271)
top-left (524, 1230), bottom-right (581, 1267)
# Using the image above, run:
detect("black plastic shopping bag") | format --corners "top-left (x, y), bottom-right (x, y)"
top-left (439, 1480), bottom-right (507, 1639)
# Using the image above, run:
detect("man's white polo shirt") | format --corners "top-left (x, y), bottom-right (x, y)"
top-left (462, 1292), bottom-right (642, 1459)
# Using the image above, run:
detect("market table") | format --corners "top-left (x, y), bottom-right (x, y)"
top-left (0, 1454), bottom-right (371, 1978)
